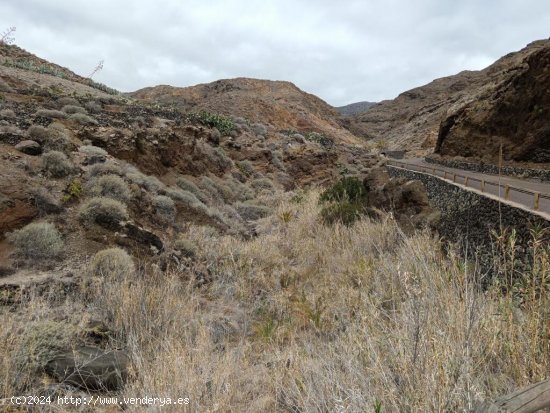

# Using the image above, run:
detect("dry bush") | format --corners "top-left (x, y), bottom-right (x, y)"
top-left (88, 161), bottom-right (123, 177)
top-left (235, 202), bottom-right (271, 221)
top-left (61, 104), bottom-right (87, 115)
top-left (0, 108), bottom-right (15, 119)
top-left (236, 160), bottom-right (255, 177)
top-left (12, 321), bottom-right (78, 392)
top-left (91, 174), bottom-right (132, 202)
top-left (34, 108), bottom-right (67, 119)
top-left (27, 125), bottom-right (49, 142)
top-left (41, 150), bottom-right (73, 178)
top-left (79, 197), bottom-right (128, 226)
top-left (8, 221), bottom-right (64, 260)
top-left (89, 247), bottom-right (135, 279)
top-left (84, 101), bottom-right (102, 113)
top-left (250, 177), bottom-right (275, 193)
top-left (0, 78), bottom-right (13, 92)
top-left (176, 177), bottom-right (211, 204)
top-left (174, 237), bottom-right (197, 258)
top-left (79, 144), bottom-right (107, 164)
top-left (69, 113), bottom-right (98, 125)
top-left (57, 96), bottom-right (79, 107)
top-left (152, 195), bottom-right (176, 223)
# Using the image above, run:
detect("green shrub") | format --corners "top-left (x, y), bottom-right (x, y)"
top-left (8, 222), bottom-right (64, 259)
top-left (41, 151), bottom-right (73, 178)
top-left (320, 201), bottom-right (365, 226)
top-left (186, 111), bottom-right (235, 135)
top-left (69, 113), bottom-right (97, 125)
top-left (34, 109), bottom-right (67, 119)
top-left (319, 177), bottom-right (366, 203)
top-left (305, 132), bottom-right (334, 148)
top-left (62, 178), bottom-right (83, 203)
top-left (174, 237), bottom-right (197, 258)
top-left (91, 175), bottom-right (131, 202)
top-left (152, 195), bottom-right (176, 222)
top-left (79, 197), bottom-right (128, 226)
top-left (61, 104), bottom-right (87, 115)
top-left (89, 247), bottom-right (135, 278)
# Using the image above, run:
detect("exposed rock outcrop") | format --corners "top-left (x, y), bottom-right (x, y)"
top-left (344, 39), bottom-right (550, 160)
top-left (435, 41), bottom-right (550, 164)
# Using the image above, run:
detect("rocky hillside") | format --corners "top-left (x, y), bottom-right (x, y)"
top-left (335, 101), bottom-right (376, 116)
top-left (434, 40), bottom-right (550, 165)
top-left (130, 77), bottom-right (362, 146)
top-left (344, 39), bottom-right (550, 158)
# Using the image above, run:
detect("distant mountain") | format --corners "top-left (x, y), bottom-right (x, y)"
top-left (335, 101), bottom-right (376, 116)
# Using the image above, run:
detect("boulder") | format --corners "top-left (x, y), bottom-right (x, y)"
top-left (45, 346), bottom-right (129, 391)
top-left (15, 140), bottom-right (42, 155)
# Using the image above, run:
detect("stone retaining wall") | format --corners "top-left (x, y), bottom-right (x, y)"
top-left (425, 157), bottom-right (550, 182)
top-left (387, 166), bottom-right (549, 277)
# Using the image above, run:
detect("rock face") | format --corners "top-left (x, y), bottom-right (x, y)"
top-left (344, 39), bottom-right (550, 159)
top-left (15, 140), bottom-right (41, 155)
top-left (363, 168), bottom-right (439, 233)
top-left (130, 77), bottom-right (362, 146)
top-left (435, 41), bottom-right (550, 164)
top-left (46, 346), bottom-right (129, 391)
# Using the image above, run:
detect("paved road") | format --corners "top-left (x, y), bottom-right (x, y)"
top-left (387, 158), bottom-right (550, 218)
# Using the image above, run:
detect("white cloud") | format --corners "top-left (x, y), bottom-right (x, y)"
top-left (1, 0), bottom-right (549, 105)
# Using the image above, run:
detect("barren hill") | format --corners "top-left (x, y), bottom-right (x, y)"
top-left (130, 77), bottom-right (362, 146)
top-left (344, 39), bottom-right (550, 159)
top-left (335, 101), bottom-right (376, 116)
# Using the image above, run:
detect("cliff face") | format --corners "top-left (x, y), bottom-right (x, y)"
top-left (130, 77), bottom-right (362, 146)
top-left (435, 41), bottom-right (550, 164)
top-left (344, 39), bottom-right (550, 160)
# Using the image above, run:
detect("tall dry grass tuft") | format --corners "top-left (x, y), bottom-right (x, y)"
top-left (0, 190), bottom-right (547, 412)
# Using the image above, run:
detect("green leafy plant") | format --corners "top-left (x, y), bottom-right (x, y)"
top-left (62, 178), bottom-right (82, 203)
top-left (304, 132), bottom-right (334, 148)
top-left (320, 177), bottom-right (366, 203)
top-left (186, 111), bottom-right (235, 136)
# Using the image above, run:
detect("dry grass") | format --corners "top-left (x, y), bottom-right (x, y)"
top-left (0, 190), bottom-right (548, 412)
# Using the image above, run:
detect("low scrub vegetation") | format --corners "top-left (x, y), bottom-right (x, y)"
top-left (8, 222), bottom-right (64, 260)
top-left (89, 247), bottom-right (135, 279)
top-left (79, 197), bottom-right (128, 226)
top-left (41, 151), bottom-right (73, 178)
top-left (2, 190), bottom-right (546, 412)
top-left (90, 174), bottom-right (132, 202)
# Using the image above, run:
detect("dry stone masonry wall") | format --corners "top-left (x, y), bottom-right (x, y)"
top-left (387, 166), bottom-right (549, 277)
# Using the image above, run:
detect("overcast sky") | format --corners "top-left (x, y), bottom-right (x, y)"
top-left (2, 0), bottom-right (549, 106)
